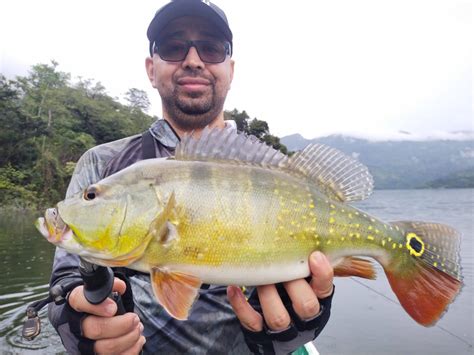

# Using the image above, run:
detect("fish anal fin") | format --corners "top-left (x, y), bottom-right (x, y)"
top-left (385, 264), bottom-right (461, 326)
top-left (333, 257), bottom-right (376, 279)
top-left (150, 267), bottom-right (202, 320)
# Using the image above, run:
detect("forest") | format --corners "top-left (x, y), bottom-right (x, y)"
top-left (0, 62), bottom-right (287, 208)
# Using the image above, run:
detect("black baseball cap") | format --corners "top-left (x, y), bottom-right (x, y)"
top-left (147, 0), bottom-right (233, 56)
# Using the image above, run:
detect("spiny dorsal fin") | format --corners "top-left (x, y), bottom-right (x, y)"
top-left (175, 126), bottom-right (289, 167)
top-left (176, 127), bottom-right (373, 202)
top-left (283, 144), bottom-right (373, 202)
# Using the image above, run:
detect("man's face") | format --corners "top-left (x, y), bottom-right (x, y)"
top-left (146, 16), bottom-right (234, 132)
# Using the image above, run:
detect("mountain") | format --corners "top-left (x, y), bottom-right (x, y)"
top-left (281, 134), bottom-right (474, 189)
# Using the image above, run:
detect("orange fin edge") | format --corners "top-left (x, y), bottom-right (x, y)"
top-left (333, 257), bottom-right (377, 280)
top-left (150, 267), bottom-right (202, 320)
top-left (385, 264), bottom-right (461, 326)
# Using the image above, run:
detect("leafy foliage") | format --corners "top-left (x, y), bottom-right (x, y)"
top-left (225, 108), bottom-right (288, 154)
top-left (0, 62), bottom-right (155, 207)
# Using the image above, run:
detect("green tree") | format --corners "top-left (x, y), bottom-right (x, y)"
top-left (248, 119), bottom-right (269, 139)
top-left (125, 88), bottom-right (151, 113)
top-left (224, 108), bottom-right (250, 132)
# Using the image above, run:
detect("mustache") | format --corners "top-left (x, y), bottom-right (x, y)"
top-left (174, 69), bottom-right (214, 84)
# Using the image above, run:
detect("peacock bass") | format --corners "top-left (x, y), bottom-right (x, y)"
top-left (36, 128), bottom-right (462, 325)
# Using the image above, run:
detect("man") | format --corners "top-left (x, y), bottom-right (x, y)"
top-left (49, 1), bottom-right (334, 354)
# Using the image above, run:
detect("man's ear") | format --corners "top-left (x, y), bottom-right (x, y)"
top-left (145, 57), bottom-right (157, 88)
top-left (228, 59), bottom-right (235, 89)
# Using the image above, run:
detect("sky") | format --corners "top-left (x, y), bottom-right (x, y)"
top-left (0, 0), bottom-right (472, 140)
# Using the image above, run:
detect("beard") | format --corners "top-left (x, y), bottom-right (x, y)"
top-left (161, 73), bottom-right (228, 131)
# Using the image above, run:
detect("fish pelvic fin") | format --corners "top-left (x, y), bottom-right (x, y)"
top-left (385, 221), bottom-right (462, 326)
top-left (150, 267), bottom-right (202, 320)
top-left (333, 257), bottom-right (377, 279)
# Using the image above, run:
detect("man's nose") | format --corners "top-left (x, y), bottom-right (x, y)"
top-left (182, 46), bottom-right (204, 69)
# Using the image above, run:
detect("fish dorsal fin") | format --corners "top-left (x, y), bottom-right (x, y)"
top-left (284, 144), bottom-right (374, 202)
top-left (175, 127), bottom-right (289, 167)
top-left (176, 127), bottom-right (373, 202)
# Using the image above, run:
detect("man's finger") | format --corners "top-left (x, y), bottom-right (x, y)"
top-left (227, 286), bottom-right (263, 332)
top-left (257, 284), bottom-right (291, 331)
top-left (120, 335), bottom-right (147, 355)
top-left (309, 251), bottom-right (334, 299)
top-left (93, 321), bottom-right (143, 354)
top-left (68, 278), bottom-right (127, 316)
top-left (82, 313), bottom-right (140, 340)
top-left (283, 279), bottom-right (320, 320)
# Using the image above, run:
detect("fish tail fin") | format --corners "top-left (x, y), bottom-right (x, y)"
top-left (383, 221), bottom-right (462, 326)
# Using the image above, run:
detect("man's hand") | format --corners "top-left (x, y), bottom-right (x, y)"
top-left (227, 251), bottom-right (334, 333)
top-left (68, 277), bottom-right (146, 354)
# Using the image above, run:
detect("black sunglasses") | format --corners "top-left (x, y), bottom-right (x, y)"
top-left (153, 39), bottom-right (231, 64)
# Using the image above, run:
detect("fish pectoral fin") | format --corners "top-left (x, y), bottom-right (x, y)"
top-left (148, 191), bottom-right (180, 245)
top-left (333, 257), bottom-right (377, 280)
top-left (150, 267), bottom-right (202, 320)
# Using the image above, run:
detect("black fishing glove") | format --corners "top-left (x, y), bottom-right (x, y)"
top-left (242, 284), bottom-right (334, 355)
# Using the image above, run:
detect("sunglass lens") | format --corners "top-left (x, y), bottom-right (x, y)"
top-left (157, 39), bottom-right (188, 61)
top-left (195, 41), bottom-right (226, 63)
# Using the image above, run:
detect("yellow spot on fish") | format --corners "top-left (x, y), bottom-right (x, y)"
top-left (370, 218), bottom-right (375, 223)
top-left (434, 262), bottom-right (438, 267)
top-left (395, 225), bottom-right (400, 231)
top-left (291, 221), bottom-right (296, 226)
top-left (367, 235), bottom-right (374, 241)
top-left (327, 240), bottom-right (332, 245)
top-left (341, 237), bottom-right (345, 241)
top-left (309, 203), bottom-right (315, 209)
top-left (355, 211), bottom-right (360, 215)
top-left (330, 210), bottom-right (336, 216)
top-left (316, 241), bottom-right (320, 246)
top-left (388, 237), bottom-right (392, 242)
top-left (330, 204), bottom-right (336, 209)
top-left (274, 189), bottom-right (280, 194)
top-left (329, 217), bottom-right (335, 224)
top-left (313, 234), bottom-right (319, 239)
top-left (375, 229), bottom-right (380, 234)
top-left (348, 213), bottom-right (353, 219)
top-left (355, 224), bottom-right (360, 228)
top-left (382, 240), bottom-right (386, 246)
top-left (368, 226), bottom-right (373, 231)
top-left (392, 243), bottom-right (397, 249)
top-left (399, 244), bottom-right (403, 248)
top-left (341, 209), bottom-right (345, 213)
top-left (329, 228), bottom-right (335, 234)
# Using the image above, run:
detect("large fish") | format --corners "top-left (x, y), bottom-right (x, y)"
top-left (36, 128), bottom-right (462, 325)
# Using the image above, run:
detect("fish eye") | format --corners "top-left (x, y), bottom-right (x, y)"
top-left (83, 186), bottom-right (99, 201)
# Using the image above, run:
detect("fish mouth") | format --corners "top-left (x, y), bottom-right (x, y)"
top-left (35, 208), bottom-right (72, 245)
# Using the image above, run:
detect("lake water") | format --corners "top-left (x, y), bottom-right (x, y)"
top-left (0, 189), bottom-right (472, 354)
